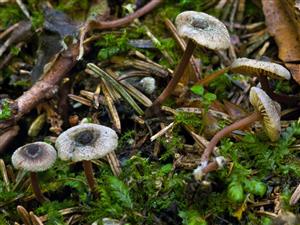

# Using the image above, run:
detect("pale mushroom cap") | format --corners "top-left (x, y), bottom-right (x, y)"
top-left (175, 11), bottom-right (230, 50)
top-left (230, 58), bottom-right (291, 80)
top-left (55, 123), bottom-right (118, 162)
top-left (249, 87), bottom-right (281, 141)
top-left (12, 142), bottom-right (57, 172)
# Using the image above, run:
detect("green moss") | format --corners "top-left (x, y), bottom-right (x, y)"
top-left (0, 100), bottom-right (12, 121)
top-left (0, 4), bottom-right (23, 28)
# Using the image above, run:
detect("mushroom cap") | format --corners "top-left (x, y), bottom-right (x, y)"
top-left (175, 11), bottom-right (230, 50)
top-left (55, 123), bottom-right (118, 162)
top-left (230, 58), bottom-right (291, 80)
top-left (12, 142), bottom-right (57, 172)
top-left (249, 87), bottom-right (281, 141)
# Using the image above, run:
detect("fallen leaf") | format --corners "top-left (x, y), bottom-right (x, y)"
top-left (262, 0), bottom-right (300, 62)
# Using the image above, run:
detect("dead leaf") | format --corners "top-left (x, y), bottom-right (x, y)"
top-left (262, 0), bottom-right (300, 62)
top-left (233, 200), bottom-right (247, 220)
top-left (262, 0), bottom-right (300, 84)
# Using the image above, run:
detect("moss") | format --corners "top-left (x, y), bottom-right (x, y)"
top-left (0, 4), bottom-right (23, 28)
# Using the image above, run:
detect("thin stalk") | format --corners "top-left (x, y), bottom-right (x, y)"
top-left (30, 172), bottom-right (48, 203)
top-left (197, 66), bottom-right (230, 86)
top-left (201, 111), bottom-right (261, 162)
top-left (202, 160), bottom-right (219, 174)
top-left (146, 39), bottom-right (196, 116)
top-left (259, 76), bottom-right (300, 106)
top-left (82, 160), bottom-right (98, 198)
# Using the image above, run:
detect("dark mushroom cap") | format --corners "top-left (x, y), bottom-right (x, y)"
top-left (175, 11), bottom-right (230, 50)
top-left (230, 58), bottom-right (291, 80)
top-left (249, 87), bottom-right (281, 141)
top-left (12, 142), bottom-right (57, 172)
top-left (55, 123), bottom-right (118, 162)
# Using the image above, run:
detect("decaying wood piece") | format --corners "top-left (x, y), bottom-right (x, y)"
top-left (262, 0), bottom-right (300, 84)
top-left (0, 45), bottom-right (79, 130)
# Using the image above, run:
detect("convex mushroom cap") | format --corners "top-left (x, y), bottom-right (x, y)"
top-left (230, 58), bottom-right (291, 80)
top-left (175, 11), bottom-right (230, 50)
top-left (249, 87), bottom-right (281, 141)
top-left (12, 142), bottom-right (57, 172)
top-left (55, 123), bottom-right (118, 162)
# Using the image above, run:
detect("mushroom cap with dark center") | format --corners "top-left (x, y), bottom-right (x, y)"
top-left (249, 87), bottom-right (281, 141)
top-left (55, 123), bottom-right (118, 162)
top-left (230, 58), bottom-right (291, 80)
top-left (12, 142), bottom-right (57, 172)
top-left (175, 11), bottom-right (230, 50)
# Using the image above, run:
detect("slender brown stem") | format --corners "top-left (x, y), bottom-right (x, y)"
top-left (82, 160), bottom-right (98, 198)
top-left (201, 112), bottom-right (261, 162)
top-left (89, 0), bottom-right (163, 30)
top-left (146, 39), bottom-right (196, 116)
top-left (259, 76), bottom-right (300, 106)
top-left (30, 172), bottom-right (48, 203)
top-left (197, 67), bottom-right (230, 86)
top-left (202, 161), bottom-right (219, 174)
top-left (164, 18), bottom-right (201, 79)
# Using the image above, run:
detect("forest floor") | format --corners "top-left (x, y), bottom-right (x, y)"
top-left (0, 0), bottom-right (300, 224)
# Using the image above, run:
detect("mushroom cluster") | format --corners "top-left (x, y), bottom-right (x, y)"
top-left (11, 123), bottom-right (119, 202)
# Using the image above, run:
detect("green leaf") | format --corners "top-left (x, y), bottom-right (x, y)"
top-left (203, 92), bottom-right (217, 102)
top-left (159, 164), bottom-right (173, 175)
top-left (244, 180), bottom-right (267, 197)
top-left (190, 85), bottom-right (204, 96)
top-left (228, 182), bottom-right (244, 203)
top-left (179, 210), bottom-right (207, 225)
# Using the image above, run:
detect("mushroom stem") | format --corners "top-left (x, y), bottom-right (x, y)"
top-left (29, 172), bottom-right (48, 203)
top-left (197, 66), bottom-right (230, 86)
top-left (146, 39), bottom-right (196, 116)
top-left (202, 160), bottom-right (219, 174)
top-left (201, 111), bottom-right (261, 163)
top-left (259, 76), bottom-right (300, 105)
top-left (82, 160), bottom-right (98, 198)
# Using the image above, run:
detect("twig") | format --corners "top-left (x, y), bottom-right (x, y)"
top-left (88, 0), bottom-right (163, 30)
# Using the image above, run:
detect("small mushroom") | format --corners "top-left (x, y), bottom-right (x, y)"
top-left (12, 142), bottom-right (57, 203)
top-left (55, 123), bottom-right (118, 197)
top-left (146, 11), bottom-right (230, 116)
top-left (230, 58), bottom-right (300, 105)
top-left (201, 87), bottom-right (281, 167)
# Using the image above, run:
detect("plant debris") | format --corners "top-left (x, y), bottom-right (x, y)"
top-left (0, 0), bottom-right (300, 224)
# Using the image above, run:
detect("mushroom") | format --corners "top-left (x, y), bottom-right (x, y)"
top-left (230, 58), bottom-right (300, 105)
top-left (55, 123), bottom-right (118, 197)
top-left (12, 142), bottom-right (57, 203)
top-left (201, 87), bottom-right (281, 167)
top-left (198, 57), bottom-right (297, 103)
top-left (146, 11), bottom-right (230, 116)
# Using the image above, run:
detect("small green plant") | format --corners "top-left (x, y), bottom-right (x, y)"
top-left (190, 84), bottom-right (217, 110)
top-left (96, 32), bottom-right (130, 60)
top-left (179, 210), bottom-right (207, 225)
top-left (0, 100), bottom-right (12, 121)
top-left (36, 201), bottom-right (74, 225)
top-left (0, 4), bottom-right (23, 27)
